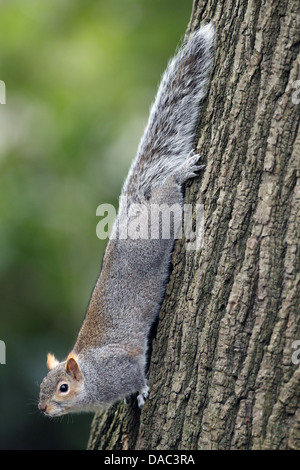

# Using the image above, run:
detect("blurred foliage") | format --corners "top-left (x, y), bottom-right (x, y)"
top-left (0, 0), bottom-right (191, 449)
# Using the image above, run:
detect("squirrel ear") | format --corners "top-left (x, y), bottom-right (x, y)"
top-left (65, 353), bottom-right (83, 382)
top-left (47, 353), bottom-right (59, 370)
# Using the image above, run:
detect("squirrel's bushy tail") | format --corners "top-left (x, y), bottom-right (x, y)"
top-left (123, 23), bottom-right (214, 199)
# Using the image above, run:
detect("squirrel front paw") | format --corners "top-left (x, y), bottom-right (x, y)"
top-left (178, 150), bottom-right (205, 183)
top-left (137, 384), bottom-right (149, 408)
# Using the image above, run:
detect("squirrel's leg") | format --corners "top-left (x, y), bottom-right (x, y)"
top-left (149, 150), bottom-right (204, 206)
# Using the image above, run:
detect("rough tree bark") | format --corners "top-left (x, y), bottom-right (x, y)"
top-left (87, 0), bottom-right (300, 450)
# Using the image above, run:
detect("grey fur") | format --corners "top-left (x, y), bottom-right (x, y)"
top-left (39, 23), bottom-right (214, 416)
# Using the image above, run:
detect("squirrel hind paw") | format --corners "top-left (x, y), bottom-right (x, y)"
top-left (137, 385), bottom-right (149, 408)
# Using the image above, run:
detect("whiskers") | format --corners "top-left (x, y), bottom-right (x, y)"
top-left (26, 394), bottom-right (41, 416)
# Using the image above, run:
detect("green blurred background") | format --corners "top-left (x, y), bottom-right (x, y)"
top-left (0, 0), bottom-right (191, 450)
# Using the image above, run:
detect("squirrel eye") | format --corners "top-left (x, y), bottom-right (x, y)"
top-left (59, 383), bottom-right (69, 393)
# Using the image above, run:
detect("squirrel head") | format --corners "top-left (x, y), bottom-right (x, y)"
top-left (38, 353), bottom-right (85, 417)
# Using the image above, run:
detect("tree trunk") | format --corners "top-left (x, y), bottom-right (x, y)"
top-left (88, 0), bottom-right (300, 450)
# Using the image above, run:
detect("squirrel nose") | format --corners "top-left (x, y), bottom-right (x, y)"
top-left (39, 403), bottom-right (48, 413)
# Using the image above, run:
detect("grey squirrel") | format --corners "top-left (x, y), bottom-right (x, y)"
top-left (38, 23), bottom-right (214, 417)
